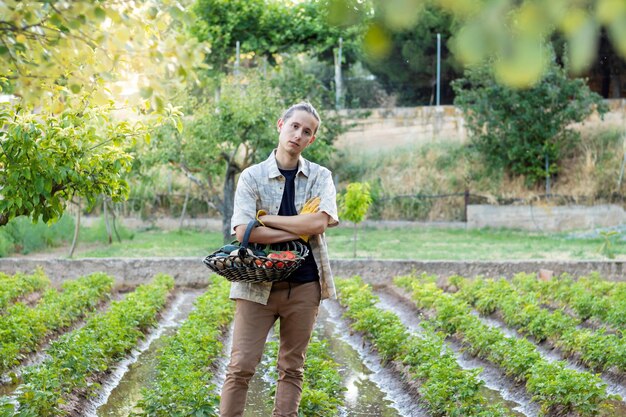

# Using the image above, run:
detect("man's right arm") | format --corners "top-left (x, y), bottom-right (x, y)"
top-left (234, 224), bottom-right (299, 245)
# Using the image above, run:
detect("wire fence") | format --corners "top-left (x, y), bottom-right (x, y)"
top-left (84, 190), bottom-right (626, 224)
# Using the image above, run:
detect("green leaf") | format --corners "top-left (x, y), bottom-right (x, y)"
top-left (94, 7), bottom-right (106, 21)
top-left (139, 87), bottom-right (153, 99)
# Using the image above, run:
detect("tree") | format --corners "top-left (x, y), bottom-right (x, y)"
top-left (147, 74), bottom-right (281, 241)
top-left (359, 5), bottom-right (460, 105)
top-left (0, 0), bottom-right (202, 226)
top-left (584, 28), bottom-right (626, 98)
top-left (191, 0), bottom-right (363, 77)
top-left (327, 0), bottom-right (626, 89)
top-left (1, 0), bottom-right (204, 109)
top-left (339, 182), bottom-right (372, 258)
top-left (0, 106), bottom-right (131, 226)
top-left (147, 63), bottom-right (346, 242)
top-left (452, 56), bottom-right (607, 186)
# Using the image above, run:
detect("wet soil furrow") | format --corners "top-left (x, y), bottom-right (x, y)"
top-left (374, 284), bottom-right (537, 417)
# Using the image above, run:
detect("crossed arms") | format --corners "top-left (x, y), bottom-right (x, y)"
top-left (234, 212), bottom-right (331, 245)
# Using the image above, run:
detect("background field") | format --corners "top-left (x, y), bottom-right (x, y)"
top-left (11, 221), bottom-right (623, 261)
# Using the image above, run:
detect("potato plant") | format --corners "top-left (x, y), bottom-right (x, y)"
top-left (456, 276), bottom-right (626, 373)
top-left (509, 273), bottom-right (626, 330)
top-left (265, 332), bottom-right (346, 416)
top-left (133, 277), bottom-right (234, 417)
top-left (337, 276), bottom-right (511, 417)
top-left (0, 269), bottom-right (49, 311)
top-left (0, 272), bottom-right (113, 373)
top-left (395, 275), bottom-right (613, 417)
top-left (1, 274), bottom-right (174, 417)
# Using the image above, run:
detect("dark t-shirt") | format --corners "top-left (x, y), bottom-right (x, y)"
top-left (278, 167), bottom-right (318, 283)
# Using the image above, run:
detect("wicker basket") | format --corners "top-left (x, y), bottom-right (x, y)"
top-left (203, 220), bottom-right (309, 283)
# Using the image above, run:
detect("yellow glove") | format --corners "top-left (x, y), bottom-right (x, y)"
top-left (256, 209), bottom-right (267, 226)
top-left (300, 196), bottom-right (320, 214)
top-left (298, 196), bottom-right (321, 242)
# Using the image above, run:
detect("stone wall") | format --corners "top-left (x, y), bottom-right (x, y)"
top-left (1, 258), bottom-right (623, 288)
top-left (467, 204), bottom-right (625, 232)
top-left (336, 106), bottom-right (466, 150)
top-left (335, 99), bottom-right (626, 150)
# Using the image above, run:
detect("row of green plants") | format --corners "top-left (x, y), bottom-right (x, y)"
top-left (452, 275), bottom-right (626, 374)
top-left (135, 275), bottom-right (346, 417)
top-left (0, 272), bottom-right (114, 373)
top-left (509, 272), bottom-right (626, 329)
top-left (133, 277), bottom-right (234, 416)
top-left (0, 269), bottom-right (49, 311)
top-left (394, 274), bottom-right (615, 417)
top-left (0, 274), bottom-right (175, 417)
top-left (336, 276), bottom-right (512, 417)
top-left (265, 333), bottom-right (346, 416)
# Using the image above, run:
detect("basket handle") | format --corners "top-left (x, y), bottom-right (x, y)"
top-left (239, 219), bottom-right (260, 258)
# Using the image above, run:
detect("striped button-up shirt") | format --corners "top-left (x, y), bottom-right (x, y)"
top-left (230, 150), bottom-right (339, 305)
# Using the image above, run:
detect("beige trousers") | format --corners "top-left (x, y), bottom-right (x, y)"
top-left (219, 280), bottom-right (321, 417)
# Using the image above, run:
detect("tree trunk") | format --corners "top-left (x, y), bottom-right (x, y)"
top-left (610, 72), bottom-right (622, 99)
top-left (179, 178), bottom-right (191, 231)
top-left (103, 196), bottom-right (112, 244)
top-left (68, 198), bottom-right (81, 258)
top-left (108, 200), bottom-right (122, 243)
top-left (222, 164), bottom-right (238, 243)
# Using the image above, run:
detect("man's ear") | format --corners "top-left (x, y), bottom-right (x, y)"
top-left (277, 118), bottom-right (283, 132)
top-left (308, 135), bottom-right (316, 145)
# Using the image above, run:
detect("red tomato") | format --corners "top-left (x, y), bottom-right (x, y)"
top-left (282, 251), bottom-right (297, 260)
top-left (264, 260), bottom-right (273, 268)
top-left (267, 251), bottom-right (298, 260)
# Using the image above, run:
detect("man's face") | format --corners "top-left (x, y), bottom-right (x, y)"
top-left (277, 110), bottom-right (318, 157)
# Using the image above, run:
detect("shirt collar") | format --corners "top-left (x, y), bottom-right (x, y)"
top-left (264, 149), bottom-right (309, 179)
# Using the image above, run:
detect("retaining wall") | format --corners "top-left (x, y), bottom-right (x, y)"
top-left (467, 204), bottom-right (626, 232)
top-left (335, 99), bottom-right (626, 150)
top-left (1, 258), bottom-right (623, 287)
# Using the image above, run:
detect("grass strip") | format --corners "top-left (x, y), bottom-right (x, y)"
top-left (0, 272), bottom-right (114, 373)
top-left (1, 274), bottom-right (174, 417)
top-left (453, 275), bottom-right (626, 374)
top-left (337, 276), bottom-right (511, 417)
top-left (59, 226), bottom-right (618, 261)
top-left (0, 269), bottom-right (49, 311)
top-left (132, 276), bottom-right (234, 417)
top-left (395, 275), bottom-right (615, 417)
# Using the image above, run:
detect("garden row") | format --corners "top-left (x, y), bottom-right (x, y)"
top-left (391, 273), bottom-right (624, 416)
top-left (448, 274), bottom-right (626, 375)
top-left (134, 277), bottom-right (346, 417)
top-left (0, 273), bottom-right (348, 416)
top-left (504, 272), bottom-right (626, 329)
top-left (1, 273), bottom-right (174, 416)
top-left (1, 272), bottom-right (113, 374)
top-left (336, 276), bottom-right (513, 417)
top-left (7, 267), bottom-right (621, 416)
top-left (0, 269), bottom-right (49, 311)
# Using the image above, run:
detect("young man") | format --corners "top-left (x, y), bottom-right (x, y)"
top-left (219, 102), bottom-right (339, 417)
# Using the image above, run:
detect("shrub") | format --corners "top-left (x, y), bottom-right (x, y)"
top-left (0, 214), bottom-right (75, 255)
top-left (453, 52), bottom-right (607, 186)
